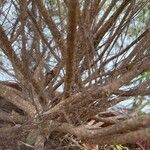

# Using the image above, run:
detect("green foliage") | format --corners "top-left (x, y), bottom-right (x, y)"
top-left (132, 71), bottom-right (150, 85)
top-left (47, 0), bottom-right (57, 5)
top-left (137, 71), bottom-right (150, 82)
top-left (108, 144), bottom-right (129, 150)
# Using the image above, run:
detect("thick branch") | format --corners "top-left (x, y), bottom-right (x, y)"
top-left (64, 0), bottom-right (78, 98)
top-left (0, 84), bottom-right (36, 117)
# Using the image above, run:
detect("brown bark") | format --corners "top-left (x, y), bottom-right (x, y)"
top-left (0, 0), bottom-right (150, 149)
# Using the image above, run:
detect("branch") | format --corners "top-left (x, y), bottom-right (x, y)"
top-left (94, 0), bottom-right (131, 46)
top-left (0, 83), bottom-right (36, 117)
top-left (56, 114), bottom-right (150, 145)
top-left (28, 10), bottom-right (60, 62)
top-left (91, 127), bottom-right (150, 145)
top-left (0, 25), bottom-right (29, 79)
top-left (34, 135), bottom-right (45, 150)
top-left (35, 0), bottom-right (66, 55)
top-left (63, 0), bottom-right (78, 98)
top-left (0, 26), bottom-right (43, 100)
top-left (0, 110), bottom-right (25, 124)
top-left (0, 114), bottom-right (149, 146)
